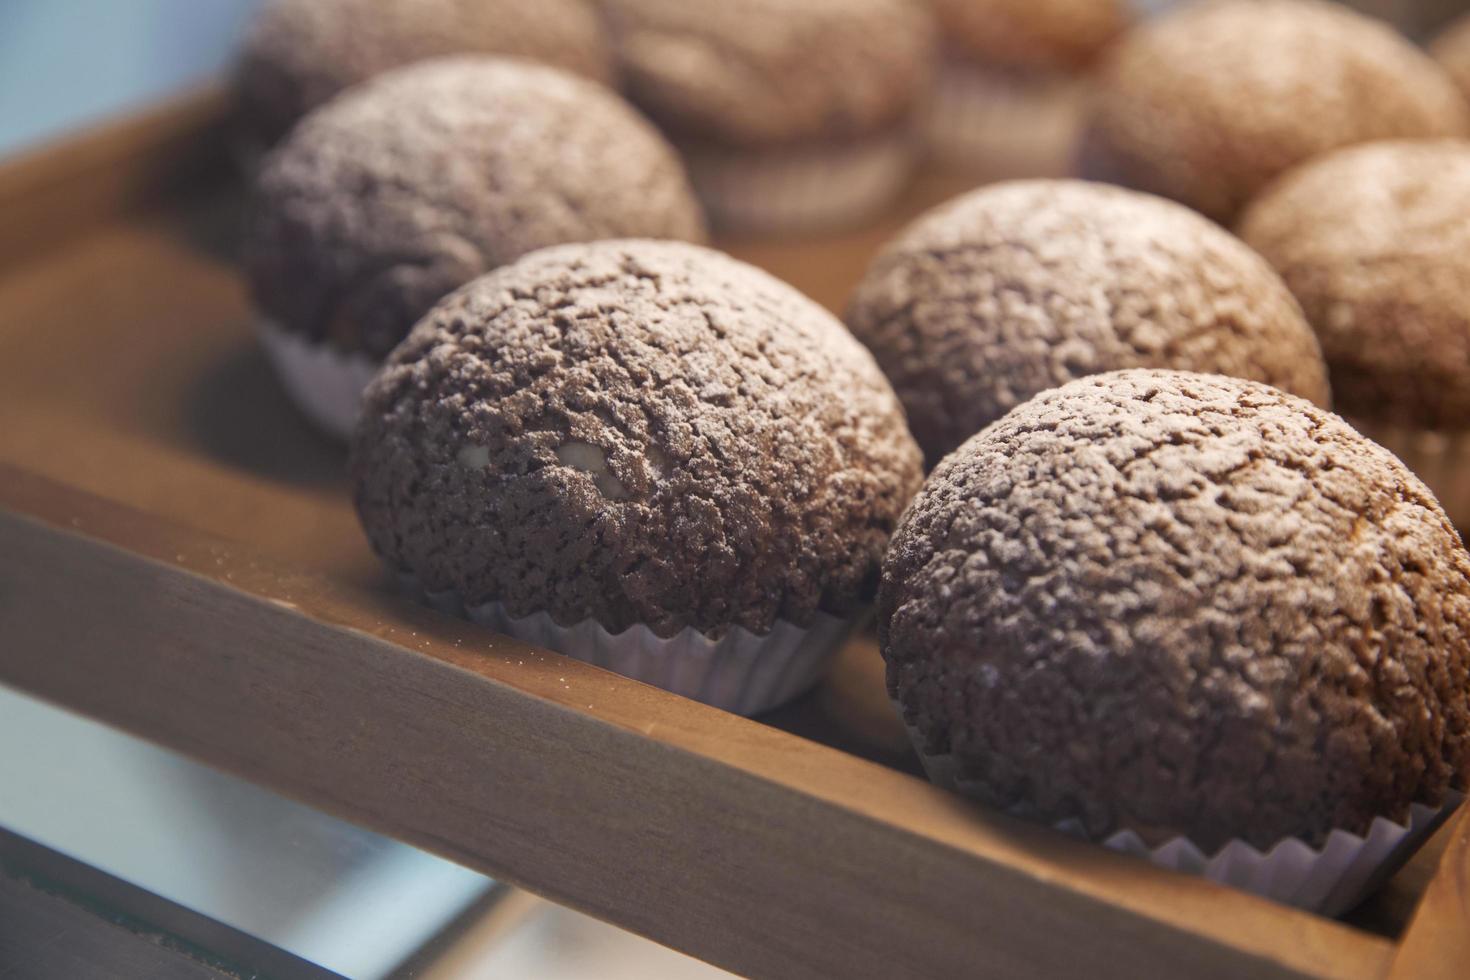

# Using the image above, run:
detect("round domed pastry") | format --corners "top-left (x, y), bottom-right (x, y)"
top-left (881, 369), bottom-right (1470, 912)
top-left (244, 57), bottom-right (706, 439)
top-left (1239, 139), bottom-right (1470, 529)
top-left (351, 239), bottom-right (925, 715)
top-left (924, 0), bottom-right (1131, 175)
top-left (845, 179), bottom-right (1329, 464)
top-left (1077, 0), bottom-right (1470, 222)
top-left (234, 0), bottom-right (614, 159)
top-left (600, 0), bottom-right (935, 233)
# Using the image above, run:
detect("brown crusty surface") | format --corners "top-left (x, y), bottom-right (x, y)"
top-left (881, 369), bottom-right (1470, 851)
top-left (245, 58), bottom-right (706, 360)
top-left (1432, 14), bottom-right (1470, 103)
top-left (1077, 0), bottom-right (1470, 223)
top-left (235, 0), bottom-right (614, 151)
top-left (844, 179), bottom-right (1330, 464)
top-left (351, 239), bottom-right (925, 638)
top-left (932, 0), bottom-right (1129, 73)
top-left (601, 0), bottom-right (934, 146)
top-left (1239, 140), bottom-right (1470, 430)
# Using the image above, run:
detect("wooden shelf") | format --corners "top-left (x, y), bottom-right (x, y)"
top-left (0, 91), bottom-right (1463, 979)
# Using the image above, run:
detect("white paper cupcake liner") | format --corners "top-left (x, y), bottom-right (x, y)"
top-left (901, 714), bottom-right (1462, 915)
top-left (256, 318), bottom-right (382, 441)
top-left (1349, 418), bottom-right (1470, 532)
top-left (399, 573), bottom-right (856, 716)
top-left (682, 129), bottom-right (916, 235)
top-left (924, 60), bottom-right (1083, 176)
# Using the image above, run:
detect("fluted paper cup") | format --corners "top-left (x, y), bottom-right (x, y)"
top-left (902, 712), bottom-right (1461, 915)
top-left (401, 574), bottom-right (857, 716)
top-left (257, 318), bottom-right (381, 440)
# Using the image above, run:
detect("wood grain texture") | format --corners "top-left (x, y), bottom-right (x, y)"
top-left (1388, 807), bottom-right (1470, 979)
top-left (0, 468), bottom-right (1393, 980)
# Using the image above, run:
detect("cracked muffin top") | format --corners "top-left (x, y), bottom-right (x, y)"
top-left (350, 239), bottom-right (925, 638)
top-left (881, 369), bottom-right (1470, 851)
top-left (1078, 0), bottom-right (1470, 222)
top-left (235, 0), bottom-right (614, 152)
top-left (1239, 140), bottom-right (1470, 430)
top-left (245, 57), bottom-right (706, 360)
top-left (930, 0), bottom-right (1130, 73)
top-left (600, 0), bottom-right (935, 146)
top-left (844, 180), bottom-right (1329, 464)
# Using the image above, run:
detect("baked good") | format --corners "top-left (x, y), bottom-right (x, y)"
top-left (1077, 0), bottom-right (1470, 222)
top-left (235, 0), bottom-right (614, 156)
top-left (351, 239), bottom-right (924, 712)
top-left (881, 369), bottom-right (1470, 907)
top-left (1239, 139), bottom-right (1470, 527)
top-left (601, 0), bottom-right (935, 232)
top-left (925, 0), bottom-right (1131, 174)
top-left (845, 179), bottom-right (1329, 463)
top-left (245, 57), bottom-right (705, 438)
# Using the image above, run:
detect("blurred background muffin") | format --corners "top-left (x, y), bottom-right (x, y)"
top-left (1078, 0), bottom-right (1470, 223)
top-left (924, 0), bottom-right (1131, 176)
top-left (245, 57), bottom-right (705, 438)
top-left (600, 0), bottom-right (935, 234)
top-left (1239, 139), bottom-right (1470, 529)
top-left (845, 179), bottom-right (1328, 464)
top-left (234, 0), bottom-right (614, 160)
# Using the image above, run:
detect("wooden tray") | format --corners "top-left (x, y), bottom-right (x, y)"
top-left (0, 90), bottom-right (1465, 980)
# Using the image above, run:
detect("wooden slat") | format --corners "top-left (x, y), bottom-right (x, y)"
top-left (0, 466), bottom-right (1394, 980)
top-left (0, 875), bottom-right (238, 980)
top-left (0, 86), bottom-right (230, 269)
top-left (1388, 807), bottom-right (1470, 979)
top-left (0, 827), bottom-right (343, 980)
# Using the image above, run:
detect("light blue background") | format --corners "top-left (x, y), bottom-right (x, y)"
top-left (0, 0), bottom-right (262, 156)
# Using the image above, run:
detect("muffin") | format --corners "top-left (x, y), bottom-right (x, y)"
top-left (881, 369), bottom-right (1470, 912)
top-left (844, 179), bottom-right (1329, 464)
top-left (600, 0), bottom-right (935, 233)
top-left (245, 57), bottom-right (706, 439)
top-left (1431, 13), bottom-right (1470, 102)
top-left (234, 0), bottom-right (614, 159)
top-left (1239, 140), bottom-right (1470, 529)
top-left (925, 0), bottom-right (1131, 175)
top-left (1077, 0), bottom-right (1470, 223)
top-left (351, 239), bottom-right (925, 714)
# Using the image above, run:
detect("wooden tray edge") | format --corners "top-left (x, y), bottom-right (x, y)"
top-left (0, 85), bottom-right (230, 270)
top-left (0, 461), bottom-right (1395, 980)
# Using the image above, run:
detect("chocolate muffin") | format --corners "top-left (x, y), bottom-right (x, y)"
top-left (881, 369), bottom-right (1470, 873)
top-left (352, 239), bottom-right (924, 712)
top-left (600, 0), bottom-right (935, 232)
top-left (1432, 13), bottom-right (1470, 103)
top-left (235, 0), bottom-right (614, 156)
top-left (1078, 0), bottom-right (1470, 223)
top-left (925, 0), bottom-right (1132, 174)
top-left (245, 57), bottom-right (705, 438)
top-left (1239, 139), bottom-right (1470, 528)
top-left (845, 180), bottom-right (1329, 464)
